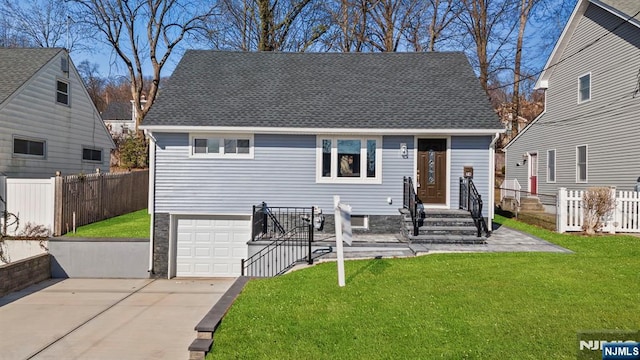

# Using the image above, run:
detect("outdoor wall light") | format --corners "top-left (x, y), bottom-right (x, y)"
top-left (400, 143), bottom-right (408, 158)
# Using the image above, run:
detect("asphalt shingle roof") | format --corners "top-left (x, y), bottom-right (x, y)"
top-left (0, 48), bottom-right (63, 105)
top-left (145, 51), bottom-right (501, 130)
top-left (101, 101), bottom-right (131, 120)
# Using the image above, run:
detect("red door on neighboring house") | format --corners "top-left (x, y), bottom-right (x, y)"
top-left (529, 153), bottom-right (538, 195)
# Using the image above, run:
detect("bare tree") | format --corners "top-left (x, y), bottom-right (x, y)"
top-left (366, 0), bottom-right (421, 52)
top-left (70, 0), bottom-right (217, 131)
top-left (322, 0), bottom-right (371, 52)
top-left (510, 0), bottom-right (539, 137)
top-left (77, 60), bottom-right (108, 112)
top-left (211, 0), bottom-right (326, 51)
top-left (0, 0), bottom-right (88, 51)
top-left (403, 0), bottom-right (460, 51)
top-left (458, 0), bottom-right (517, 93)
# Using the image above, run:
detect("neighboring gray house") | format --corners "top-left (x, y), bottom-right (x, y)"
top-left (0, 48), bottom-right (114, 178)
top-left (504, 0), bottom-right (640, 201)
top-left (141, 51), bottom-right (503, 278)
top-left (102, 98), bottom-right (147, 135)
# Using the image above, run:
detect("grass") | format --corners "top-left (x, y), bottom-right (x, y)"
top-left (208, 215), bottom-right (640, 359)
top-left (63, 209), bottom-right (150, 238)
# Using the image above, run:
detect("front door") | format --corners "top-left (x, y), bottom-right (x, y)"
top-left (417, 139), bottom-right (447, 204)
top-left (529, 153), bottom-right (538, 195)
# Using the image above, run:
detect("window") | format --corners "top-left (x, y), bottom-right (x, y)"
top-left (351, 215), bottom-right (369, 230)
top-left (547, 149), bottom-right (556, 183)
top-left (578, 73), bottom-right (590, 103)
top-left (576, 145), bottom-right (587, 183)
top-left (190, 134), bottom-right (253, 158)
top-left (13, 137), bottom-right (45, 157)
top-left (56, 80), bottom-right (69, 105)
top-left (83, 147), bottom-right (102, 162)
top-left (317, 136), bottom-right (382, 183)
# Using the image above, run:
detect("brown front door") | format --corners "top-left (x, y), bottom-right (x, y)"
top-left (417, 139), bottom-right (447, 204)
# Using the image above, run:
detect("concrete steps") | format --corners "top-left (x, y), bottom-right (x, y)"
top-left (400, 208), bottom-right (487, 244)
top-left (519, 197), bottom-right (545, 212)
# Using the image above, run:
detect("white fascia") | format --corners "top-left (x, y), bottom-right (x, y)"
top-left (139, 125), bottom-right (505, 136)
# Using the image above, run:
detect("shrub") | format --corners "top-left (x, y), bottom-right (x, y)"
top-left (116, 133), bottom-right (148, 169)
top-left (581, 187), bottom-right (616, 235)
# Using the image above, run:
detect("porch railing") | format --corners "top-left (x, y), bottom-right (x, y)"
top-left (403, 176), bottom-right (419, 236)
top-left (459, 177), bottom-right (490, 237)
top-left (243, 203), bottom-right (314, 277)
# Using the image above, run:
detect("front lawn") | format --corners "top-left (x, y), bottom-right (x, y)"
top-left (63, 209), bottom-right (150, 238)
top-left (209, 215), bottom-right (640, 359)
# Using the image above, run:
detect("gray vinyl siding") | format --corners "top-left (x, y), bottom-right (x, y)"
top-left (0, 52), bottom-right (113, 178)
top-left (154, 134), bottom-right (413, 215)
top-left (505, 3), bottom-right (640, 194)
top-left (451, 136), bottom-right (492, 218)
top-left (153, 134), bottom-right (492, 216)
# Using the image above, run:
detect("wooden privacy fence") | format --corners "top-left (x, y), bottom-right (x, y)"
top-left (54, 170), bottom-right (148, 236)
top-left (557, 187), bottom-right (640, 233)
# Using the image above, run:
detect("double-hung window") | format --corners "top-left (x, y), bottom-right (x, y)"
top-left (190, 134), bottom-right (253, 158)
top-left (56, 80), bottom-right (69, 105)
top-left (578, 73), bottom-right (591, 103)
top-left (317, 136), bottom-right (382, 183)
top-left (576, 145), bottom-right (587, 183)
top-left (547, 149), bottom-right (556, 183)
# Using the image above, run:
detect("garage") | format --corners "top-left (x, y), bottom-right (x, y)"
top-left (175, 216), bottom-right (251, 277)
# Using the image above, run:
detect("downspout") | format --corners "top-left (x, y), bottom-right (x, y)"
top-left (489, 132), bottom-right (501, 221)
top-left (146, 130), bottom-right (157, 275)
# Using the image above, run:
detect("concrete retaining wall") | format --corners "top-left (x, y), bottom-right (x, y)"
top-left (48, 238), bottom-right (150, 278)
top-left (0, 253), bottom-right (50, 297)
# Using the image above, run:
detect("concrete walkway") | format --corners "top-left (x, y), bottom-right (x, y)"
top-left (312, 223), bottom-right (572, 261)
top-left (0, 278), bottom-right (235, 360)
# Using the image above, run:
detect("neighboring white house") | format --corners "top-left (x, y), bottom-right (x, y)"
top-left (0, 48), bottom-right (115, 178)
top-left (504, 0), bottom-right (640, 199)
top-left (102, 97), bottom-right (147, 135)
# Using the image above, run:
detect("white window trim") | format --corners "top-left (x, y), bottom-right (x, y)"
top-left (547, 149), bottom-right (556, 183)
top-left (578, 72), bottom-right (591, 104)
top-left (316, 135), bottom-right (382, 184)
top-left (56, 78), bottom-right (70, 106)
top-left (576, 145), bottom-right (588, 183)
top-left (189, 133), bottom-right (254, 159)
top-left (12, 135), bottom-right (46, 159)
top-left (82, 146), bottom-right (103, 163)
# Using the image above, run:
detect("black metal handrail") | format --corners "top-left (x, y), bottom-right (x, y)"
top-left (243, 204), bottom-right (314, 277)
top-left (403, 176), bottom-right (419, 236)
top-left (459, 177), bottom-right (490, 237)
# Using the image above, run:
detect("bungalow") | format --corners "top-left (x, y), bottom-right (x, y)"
top-left (141, 51), bottom-right (503, 278)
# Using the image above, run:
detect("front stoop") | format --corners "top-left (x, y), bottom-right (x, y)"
top-left (519, 197), bottom-right (545, 212)
top-left (188, 277), bottom-right (250, 360)
top-left (399, 208), bottom-right (487, 244)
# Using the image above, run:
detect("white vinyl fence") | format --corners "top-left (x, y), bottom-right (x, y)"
top-left (500, 178), bottom-right (521, 205)
top-left (557, 187), bottom-right (640, 233)
top-left (1, 177), bottom-right (55, 236)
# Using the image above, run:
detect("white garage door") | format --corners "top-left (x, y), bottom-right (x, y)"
top-left (176, 216), bottom-right (250, 277)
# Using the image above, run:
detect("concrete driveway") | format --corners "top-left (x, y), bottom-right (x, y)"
top-left (0, 278), bottom-right (236, 360)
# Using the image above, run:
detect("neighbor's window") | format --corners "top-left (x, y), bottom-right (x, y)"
top-left (547, 149), bottom-right (556, 183)
top-left (190, 134), bottom-right (253, 158)
top-left (576, 145), bottom-right (587, 182)
top-left (82, 147), bottom-right (102, 162)
top-left (578, 73), bottom-right (590, 103)
top-left (56, 80), bottom-right (69, 105)
top-left (13, 137), bottom-right (45, 157)
top-left (317, 136), bottom-right (381, 183)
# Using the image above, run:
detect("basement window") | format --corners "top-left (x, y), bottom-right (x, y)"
top-left (351, 215), bottom-right (369, 230)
